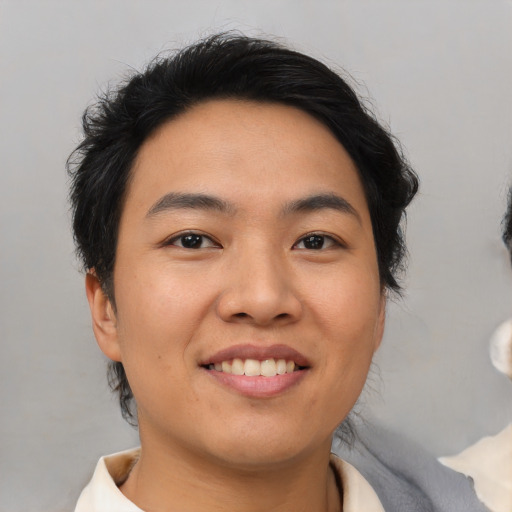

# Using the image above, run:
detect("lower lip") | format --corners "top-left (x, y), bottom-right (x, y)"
top-left (204, 369), bottom-right (307, 398)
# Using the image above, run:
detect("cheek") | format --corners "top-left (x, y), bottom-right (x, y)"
top-left (311, 269), bottom-right (382, 383)
top-left (112, 264), bottom-right (220, 383)
top-left (115, 262), bottom-right (209, 328)
top-left (311, 268), bottom-right (382, 336)
top-left (113, 287), bottom-right (196, 421)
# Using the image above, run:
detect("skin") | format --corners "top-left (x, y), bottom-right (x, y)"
top-left (86, 99), bottom-right (385, 511)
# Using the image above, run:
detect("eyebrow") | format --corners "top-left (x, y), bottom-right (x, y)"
top-left (282, 193), bottom-right (361, 223)
top-left (146, 192), bottom-right (236, 218)
top-left (146, 191), bottom-right (360, 222)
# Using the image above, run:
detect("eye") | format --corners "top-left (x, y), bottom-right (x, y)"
top-left (166, 232), bottom-right (220, 249)
top-left (293, 233), bottom-right (340, 250)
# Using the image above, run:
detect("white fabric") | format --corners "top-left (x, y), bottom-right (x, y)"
top-left (75, 449), bottom-right (143, 512)
top-left (440, 424), bottom-right (512, 512)
top-left (74, 448), bottom-right (384, 512)
top-left (331, 455), bottom-right (385, 511)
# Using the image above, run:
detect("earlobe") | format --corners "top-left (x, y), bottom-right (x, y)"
top-left (85, 271), bottom-right (122, 362)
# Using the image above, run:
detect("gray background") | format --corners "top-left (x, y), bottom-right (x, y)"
top-left (1, 1), bottom-right (512, 511)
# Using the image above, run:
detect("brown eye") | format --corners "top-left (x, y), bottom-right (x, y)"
top-left (167, 232), bottom-right (220, 249)
top-left (180, 234), bottom-right (203, 249)
top-left (294, 233), bottom-right (340, 250)
top-left (302, 235), bottom-right (325, 250)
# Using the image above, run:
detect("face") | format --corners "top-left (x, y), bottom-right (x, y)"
top-left (87, 100), bottom-right (385, 469)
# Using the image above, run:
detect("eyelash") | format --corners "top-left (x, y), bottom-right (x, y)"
top-left (164, 231), bottom-right (221, 250)
top-left (293, 233), bottom-right (344, 251)
top-left (164, 231), bottom-right (344, 251)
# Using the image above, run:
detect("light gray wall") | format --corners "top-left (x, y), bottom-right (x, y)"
top-left (1, 1), bottom-right (511, 510)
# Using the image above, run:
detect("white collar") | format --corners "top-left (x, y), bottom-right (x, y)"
top-left (75, 448), bottom-right (384, 512)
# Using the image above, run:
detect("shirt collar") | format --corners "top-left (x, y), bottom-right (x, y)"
top-left (75, 448), bottom-right (384, 512)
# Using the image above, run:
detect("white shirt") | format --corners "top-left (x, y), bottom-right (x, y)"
top-left (74, 449), bottom-right (385, 512)
top-left (440, 424), bottom-right (512, 512)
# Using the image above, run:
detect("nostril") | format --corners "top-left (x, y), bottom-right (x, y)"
top-left (234, 312), bottom-right (249, 319)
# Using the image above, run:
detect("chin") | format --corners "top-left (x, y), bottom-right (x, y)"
top-left (202, 424), bottom-right (329, 470)
top-left (213, 444), bottom-right (305, 470)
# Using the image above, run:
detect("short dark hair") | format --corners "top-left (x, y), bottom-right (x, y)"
top-left (503, 189), bottom-right (512, 258)
top-left (68, 33), bottom-right (419, 424)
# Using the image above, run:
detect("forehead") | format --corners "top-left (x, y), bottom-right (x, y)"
top-left (125, 99), bottom-right (368, 217)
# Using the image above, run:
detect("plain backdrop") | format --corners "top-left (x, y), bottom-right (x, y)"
top-left (1, 1), bottom-right (512, 510)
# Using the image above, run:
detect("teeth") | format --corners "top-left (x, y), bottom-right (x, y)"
top-left (244, 359), bottom-right (261, 376)
top-left (276, 359), bottom-right (287, 375)
top-left (261, 359), bottom-right (277, 377)
top-left (232, 358), bottom-right (244, 375)
top-left (209, 358), bottom-right (298, 376)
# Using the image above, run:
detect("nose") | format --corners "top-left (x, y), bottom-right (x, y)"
top-left (216, 247), bottom-right (303, 326)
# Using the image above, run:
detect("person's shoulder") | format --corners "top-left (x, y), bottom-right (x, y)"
top-left (333, 420), bottom-right (490, 511)
top-left (74, 448), bottom-right (141, 512)
top-left (440, 424), bottom-right (512, 512)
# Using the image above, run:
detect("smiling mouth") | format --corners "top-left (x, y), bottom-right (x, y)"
top-left (203, 358), bottom-right (305, 377)
top-left (200, 345), bottom-right (310, 396)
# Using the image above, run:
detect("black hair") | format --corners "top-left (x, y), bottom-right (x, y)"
top-left (503, 189), bottom-right (512, 259)
top-left (68, 33), bottom-right (418, 424)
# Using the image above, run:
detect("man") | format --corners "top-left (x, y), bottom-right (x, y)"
top-left (68, 33), bottom-right (487, 511)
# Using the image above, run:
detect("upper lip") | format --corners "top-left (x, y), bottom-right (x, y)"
top-left (200, 344), bottom-right (311, 368)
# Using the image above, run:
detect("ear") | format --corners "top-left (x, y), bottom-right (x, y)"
top-left (373, 293), bottom-right (386, 353)
top-left (85, 271), bottom-right (122, 362)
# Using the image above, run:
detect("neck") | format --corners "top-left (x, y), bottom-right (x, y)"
top-left (120, 434), bottom-right (342, 512)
